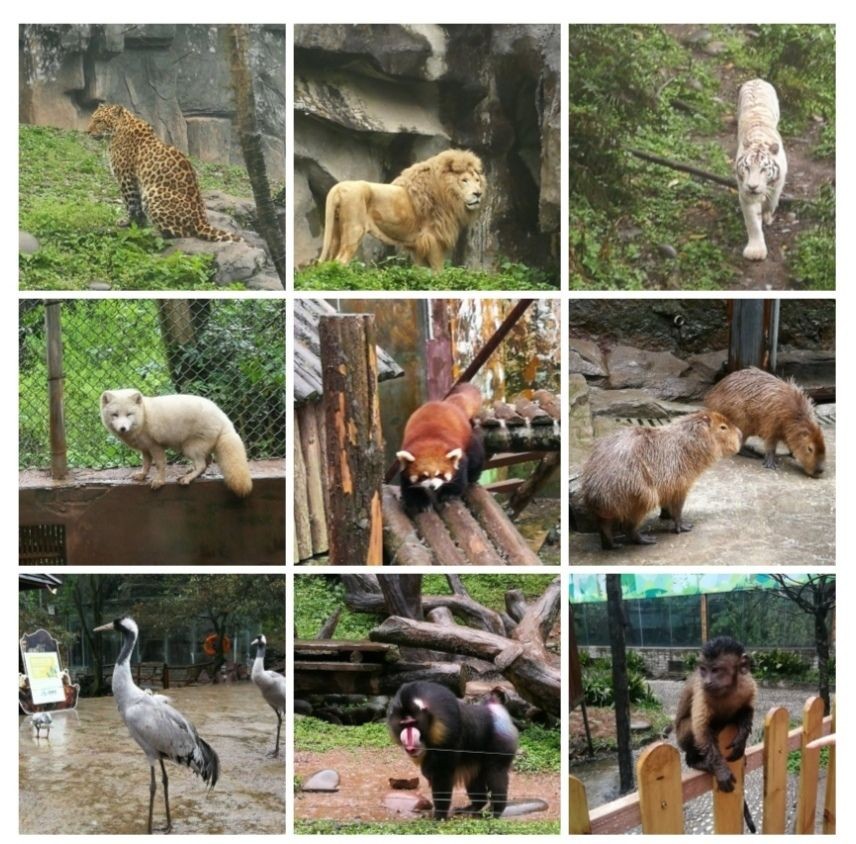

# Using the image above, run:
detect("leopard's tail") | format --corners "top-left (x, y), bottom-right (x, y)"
top-left (194, 216), bottom-right (243, 243)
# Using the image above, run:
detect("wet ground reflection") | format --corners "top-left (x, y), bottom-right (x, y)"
top-left (20, 682), bottom-right (285, 834)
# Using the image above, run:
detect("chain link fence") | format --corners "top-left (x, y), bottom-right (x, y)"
top-left (20, 299), bottom-right (285, 471)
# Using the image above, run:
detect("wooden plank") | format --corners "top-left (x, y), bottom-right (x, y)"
top-left (437, 498), bottom-right (504, 565)
top-left (465, 485), bottom-right (540, 565)
top-left (589, 714), bottom-right (833, 835)
top-left (297, 404), bottom-right (328, 555)
top-left (822, 701), bottom-right (835, 833)
top-left (637, 742), bottom-right (684, 833)
top-left (712, 725), bottom-right (745, 833)
top-left (382, 486), bottom-right (437, 566)
top-left (412, 508), bottom-right (468, 566)
top-left (294, 639), bottom-right (394, 655)
top-left (762, 706), bottom-right (790, 834)
top-left (795, 696), bottom-right (824, 834)
top-left (45, 302), bottom-right (68, 479)
top-left (294, 662), bottom-right (383, 673)
top-left (569, 775), bottom-right (592, 834)
top-left (293, 415), bottom-right (313, 561)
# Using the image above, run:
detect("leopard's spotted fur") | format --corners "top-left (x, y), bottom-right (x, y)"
top-left (87, 104), bottom-right (240, 242)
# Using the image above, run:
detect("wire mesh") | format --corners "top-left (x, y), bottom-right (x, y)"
top-left (19, 299), bottom-right (285, 470)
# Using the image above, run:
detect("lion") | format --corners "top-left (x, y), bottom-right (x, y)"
top-left (735, 79), bottom-right (787, 261)
top-left (318, 149), bottom-right (485, 271)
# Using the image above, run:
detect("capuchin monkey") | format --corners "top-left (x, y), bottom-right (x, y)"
top-left (674, 636), bottom-right (757, 833)
top-left (387, 681), bottom-right (518, 820)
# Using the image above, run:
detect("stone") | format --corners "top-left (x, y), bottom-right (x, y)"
top-left (588, 386), bottom-right (699, 420)
top-left (165, 239), bottom-right (268, 285)
top-left (88, 281), bottom-right (112, 291)
top-left (246, 273), bottom-right (285, 291)
top-left (19, 24), bottom-right (284, 180)
top-left (500, 798), bottom-right (549, 817)
top-left (186, 117), bottom-right (233, 164)
top-left (569, 336), bottom-right (607, 378)
top-left (606, 345), bottom-right (690, 391)
top-left (569, 373), bottom-right (594, 465)
top-left (302, 769), bottom-right (340, 792)
top-left (19, 231), bottom-right (40, 254)
top-left (687, 349), bottom-right (727, 381)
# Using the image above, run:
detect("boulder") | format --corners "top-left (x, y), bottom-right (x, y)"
top-left (606, 345), bottom-right (690, 391)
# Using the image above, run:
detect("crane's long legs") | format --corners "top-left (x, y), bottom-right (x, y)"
top-left (268, 706), bottom-right (282, 758)
top-left (148, 766), bottom-right (156, 834)
top-left (160, 758), bottom-right (172, 833)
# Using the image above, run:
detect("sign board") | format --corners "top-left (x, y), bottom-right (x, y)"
top-left (23, 651), bottom-right (65, 705)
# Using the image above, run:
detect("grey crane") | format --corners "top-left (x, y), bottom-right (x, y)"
top-left (250, 634), bottom-right (286, 757)
top-left (94, 616), bottom-right (219, 834)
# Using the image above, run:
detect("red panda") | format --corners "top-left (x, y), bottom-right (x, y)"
top-left (396, 383), bottom-right (485, 511)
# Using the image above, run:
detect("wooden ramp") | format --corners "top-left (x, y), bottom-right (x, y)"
top-left (382, 484), bottom-right (542, 566)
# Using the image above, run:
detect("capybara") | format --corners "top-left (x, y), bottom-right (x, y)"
top-left (704, 367), bottom-right (825, 477)
top-left (581, 411), bottom-right (742, 550)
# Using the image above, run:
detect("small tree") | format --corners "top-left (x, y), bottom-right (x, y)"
top-left (769, 574), bottom-right (835, 713)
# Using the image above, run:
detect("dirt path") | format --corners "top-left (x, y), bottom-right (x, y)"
top-left (664, 25), bottom-right (835, 290)
top-left (295, 746), bottom-right (560, 824)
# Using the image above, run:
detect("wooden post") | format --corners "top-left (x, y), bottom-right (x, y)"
top-left (320, 314), bottom-right (384, 565)
top-left (712, 725), bottom-right (745, 833)
top-left (297, 404), bottom-right (328, 555)
top-left (762, 706), bottom-right (789, 833)
top-left (44, 301), bottom-right (67, 479)
top-left (569, 775), bottom-right (592, 834)
top-left (795, 696), bottom-right (824, 833)
top-left (293, 413), bottom-right (313, 561)
top-left (823, 701), bottom-right (836, 833)
top-left (636, 742), bottom-right (684, 833)
top-left (726, 300), bottom-right (779, 372)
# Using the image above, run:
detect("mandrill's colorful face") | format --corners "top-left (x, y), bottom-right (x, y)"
top-left (396, 448), bottom-right (462, 490)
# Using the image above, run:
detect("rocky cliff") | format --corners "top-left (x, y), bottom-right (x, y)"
top-left (294, 24), bottom-right (560, 270)
top-left (20, 24), bottom-right (285, 181)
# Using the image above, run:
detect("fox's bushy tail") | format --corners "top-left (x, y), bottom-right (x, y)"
top-left (214, 429), bottom-right (253, 497)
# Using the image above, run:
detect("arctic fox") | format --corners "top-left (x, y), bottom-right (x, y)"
top-left (100, 389), bottom-right (252, 497)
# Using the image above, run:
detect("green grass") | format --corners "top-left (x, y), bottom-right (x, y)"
top-left (294, 819), bottom-right (560, 834)
top-left (295, 258), bottom-right (557, 291)
top-left (19, 124), bottom-right (253, 290)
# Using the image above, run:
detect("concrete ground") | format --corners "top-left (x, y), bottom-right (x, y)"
top-left (571, 425), bottom-right (835, 566)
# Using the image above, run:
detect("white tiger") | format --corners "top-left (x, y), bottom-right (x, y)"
top-left (735, 79), bottom-right (787, 261)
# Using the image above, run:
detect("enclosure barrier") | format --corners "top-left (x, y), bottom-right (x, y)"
top-left (569, 697), bottom-right (834, 835)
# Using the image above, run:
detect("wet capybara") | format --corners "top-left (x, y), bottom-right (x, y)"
top-left (704, 367), bottom-right (826, 477)
top-left (581, 411), bottom-right (741, 550)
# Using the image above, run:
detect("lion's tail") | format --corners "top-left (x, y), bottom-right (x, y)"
top-left (318, 185), bottom-right (341, 263)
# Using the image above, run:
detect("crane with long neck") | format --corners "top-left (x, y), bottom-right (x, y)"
top-left (94, 616), bottom-right (219, 834)
top-left (250, 634), bottom-right (286, 757)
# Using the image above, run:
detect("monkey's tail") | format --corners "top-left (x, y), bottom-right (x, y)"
top-left (743, 800), bottom-right (756, 834)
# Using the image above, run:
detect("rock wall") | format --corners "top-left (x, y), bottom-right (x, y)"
top-left (294, 24), bottom-right (560, 270)
top-left (19, 24), bottom-right (285, 181)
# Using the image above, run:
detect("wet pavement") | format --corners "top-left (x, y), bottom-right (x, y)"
top-left (19, 682), bottom-right (285, 835)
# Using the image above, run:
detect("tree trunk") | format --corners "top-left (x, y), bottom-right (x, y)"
top-left (378, 574), bottom-right (423, 620)
top-left (370, 615), bottom-right (560, 714)
top-left (606, 574), bottom-right (634, 794)
top-left (227, 25), bottom-right (286, 282)
top-left (320, 315), bottom-right (385, 564)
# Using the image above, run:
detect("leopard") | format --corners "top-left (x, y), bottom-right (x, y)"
top-left (86, 104), bottom-right (241, 242)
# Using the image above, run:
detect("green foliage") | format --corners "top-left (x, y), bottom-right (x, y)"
top-left (294, 717), bottom-right (391, 752)
top-left (292, 576), bottom-right (381, 641)
top-left (515, 723), bottom-right (561, 773)
top-left (295, 714), bottom-right (558, 773)
top-left (293, 574), bottom-right (557, 641)
top-left (294, 819), bottom-right (560, 835)
top-left (751, 649), bottom-right (811, 680)
top-left (787, 745), bottom-right (830, 775)
top-left (569, 24), bottom-right (836, 290)
top-left (18, 299), bottom-right (285, 470)
top-left (582, 654), bottom-right (657, 707)
top-left (295, 259), bottom-right (556, 291)
top-left (19, 124), bottom-right (247, 290)
top-left (792, 182), bottom-right (836, 289)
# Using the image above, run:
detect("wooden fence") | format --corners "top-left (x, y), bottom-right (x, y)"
top-left (570, 696), bottom-right (834, 835)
